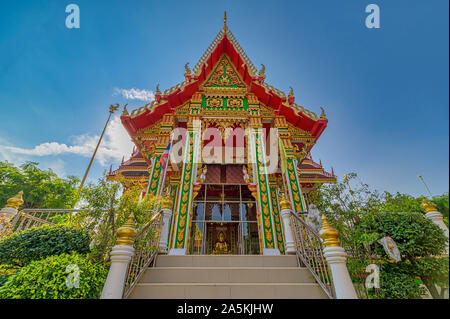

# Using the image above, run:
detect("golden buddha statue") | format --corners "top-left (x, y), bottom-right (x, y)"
top-left (213, 231), bottom-right (229, 254)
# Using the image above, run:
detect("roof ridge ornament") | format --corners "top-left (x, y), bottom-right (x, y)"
top-left (184, 62), bottom-right (191, 77)
top-left (257, 64), bottom-right (266, 83)
top-left (122, 104), bottom-right (129, 116)
top-left (288, 86), bottom-right (295, 104)
top-left (320, 107), bottom-right (327, 119)
top-left (184, 62), bottom-right (193, 82)
top-left (224, 11), bottom-right (228, 31)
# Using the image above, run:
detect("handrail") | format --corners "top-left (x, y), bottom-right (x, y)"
top-left (290, 211), bottom-right (334, 299)
top-left (122, 211), bottom-right (162, 299)
top-left (10, 209), bottom-right (82, 233)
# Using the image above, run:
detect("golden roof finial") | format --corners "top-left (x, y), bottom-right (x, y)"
top-left (155, 84), bottom-right (161, 95)
top-left (421, 196), bottom-right (437, 213)
top-left (319, 213), bottom-right (340, 247)
top-left (288, 87), bottom-right (294, 98)
top-left (258, 64), bottom-right (266, 79)
top-left (122, 104), bottom-right (129, 116)
top-left (320, 107), bottom-right (327, 119)
top-left (184, 62), bottom-right (191, 77)
top-left (223, 11), bottom-right (228, 31)
top-left (116, 213), bottom-right (137, 246)
top-left (5, 191), bottom-right (24, 210)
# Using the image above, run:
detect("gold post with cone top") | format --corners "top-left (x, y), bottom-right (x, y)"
top-left (5, 191), bottom-right (24, 210)
top-left (116, 213), bottom-right (137, 246)
top-left (421, 196), bottom-right (437, 213)
top-left (319, 213), bottom-right (340, 247)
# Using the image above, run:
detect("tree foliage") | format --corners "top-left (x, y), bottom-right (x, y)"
top-left (69, 175), bottom-right (161, 262)
top-left (310, 173), bottom-right (449, 299)
top-left (0, 225), bottom-right (90, 267)
top-left (0, 253), bottom-right (107, 299)
top-left (0, 161), bottom-right (79, 209)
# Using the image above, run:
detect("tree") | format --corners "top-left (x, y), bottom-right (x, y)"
top-left (0, 161), bottom-right (79, 209)
top-left (310, 173), bottom-right (449, 299)
top-left (70, 175), bottom-right (161, 262)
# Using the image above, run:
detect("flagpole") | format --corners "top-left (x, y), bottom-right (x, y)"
top-left (74, 104), bottom-right (119, 208)
top-left (418, 175), bottom-right (433, 198)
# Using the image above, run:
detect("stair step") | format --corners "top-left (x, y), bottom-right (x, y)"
top-left (128, 283), bottom-right (328, 299)
top-left (141, 267), bottom-right (315, 283)
top-left (155, 255), bottom-right (299, 268)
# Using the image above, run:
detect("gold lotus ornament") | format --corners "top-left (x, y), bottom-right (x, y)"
top-left (116, 214), bottom-right (137, 246)
top-left (421, 196), bottom-right (437, 213)
top-left (5, 191), bottom-right (24, 210)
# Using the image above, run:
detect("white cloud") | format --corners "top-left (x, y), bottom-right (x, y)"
top-left (48, 158), bottom-right (66, 177)
top-left (113, 87), bottom-right (155, 101)
top-left (0, 115), bottom-right (135, 167)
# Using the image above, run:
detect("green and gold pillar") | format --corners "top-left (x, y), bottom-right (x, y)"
top-left (275, 116), bottom-right (305, 213)
top-left (269, 176), bottom-right (285, 254)
top-left (147, 113), bottom-right (174, 196)
top-left (247, 99), bottom-right (279, 255)
top-left (169, 103), bottom-right (201, 254)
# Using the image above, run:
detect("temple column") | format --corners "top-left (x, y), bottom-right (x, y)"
top-left (274, 116), bottom-right (305, 214)
top-left (247, 98), bottom-right (279, 255)
top-left (147, 113), bottom-right (174, 196)
top-left (167, 178), bottom-right (181, 251)
top-left (269, 176), bottom-right (285, 254)
top-left (169, 101), bottom-right (201, 255)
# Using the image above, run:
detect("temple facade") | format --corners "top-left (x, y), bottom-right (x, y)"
top-left (110, 16), bottom-right (335, 256)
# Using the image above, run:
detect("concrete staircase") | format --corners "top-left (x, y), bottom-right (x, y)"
top-left (128, 255), bottom-right (329, 299)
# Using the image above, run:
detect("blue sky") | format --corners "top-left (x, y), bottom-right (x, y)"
top-left (0, 0), bottom-right (448, 197)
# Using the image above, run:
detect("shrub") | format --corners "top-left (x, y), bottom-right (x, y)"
top-left (354, 212), bottom-right (448, 298)
top-left (0, 265), bottom-right (20, 287)
top-left (0, 253), bottom-right (108, 299)
top-left (0, 225), bottom-right (90, 266)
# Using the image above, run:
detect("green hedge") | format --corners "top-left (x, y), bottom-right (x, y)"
top-left (0, 253), bottom-right (108, 299)
top-left (0, 225), bottom-right (90, 266)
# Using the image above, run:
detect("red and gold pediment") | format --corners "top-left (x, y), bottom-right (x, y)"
top-left (203, 55), bottom-right (246, 89)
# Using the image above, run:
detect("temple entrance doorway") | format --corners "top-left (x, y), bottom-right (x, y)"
top-left (188, 183), bottom-right (260, 255)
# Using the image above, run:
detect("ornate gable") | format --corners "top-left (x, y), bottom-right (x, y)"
top-left (204, 55), bottom-right (246, 88)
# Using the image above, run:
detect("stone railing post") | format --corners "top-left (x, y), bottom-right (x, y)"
top-left (0, 191), bottom-right (24, 219)
top-left (100, 214), bottom-right (137, 299)
top-left (158, 198), bottom-right (173, 253)
top-left (279, 194), bottom-right (296, 254)
top-left (319, 214), bottom-right (358, 299)
top-left (422, 197), bottom-right (449, 255)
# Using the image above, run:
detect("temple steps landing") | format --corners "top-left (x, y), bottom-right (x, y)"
top-left (127, 255), bottom-right (329, 299)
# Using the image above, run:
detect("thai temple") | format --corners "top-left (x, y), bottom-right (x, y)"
top-left (107, 14), bottom-right (336, 257)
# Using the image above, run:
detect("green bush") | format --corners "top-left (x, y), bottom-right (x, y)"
top-left (0, 275), bottom-right (9, 287)
top-left (355, 212), bottom-right (448, 298)
top-left (0, 253), bottom-right (108, 299)
top-left (0, 225), bottom-right (90, 266)
top-left (0, 264), bottom-right (20, 287)
top-left (357, 212), bottom-right (447, 259)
